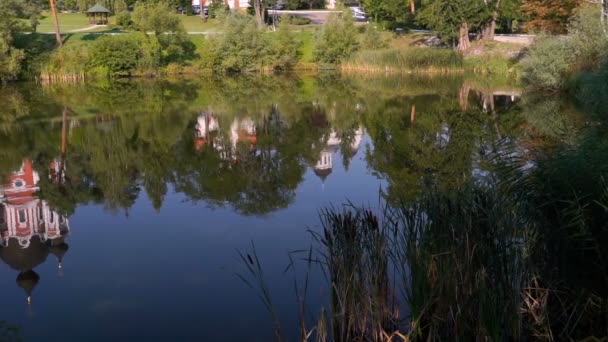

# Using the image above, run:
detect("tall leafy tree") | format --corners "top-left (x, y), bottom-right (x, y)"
top-left (132, 1), bottom-right (184, 36)
top-left (417, 0), bottom-right (488, 50)
top-left (362, 0), bottom-right (415, 23)
top-left (479, 0), bottom-right (521, 40)
top-left (0, 0), bottom-right (39, 82)
top-left (520, 0), bottom-right (580, 34)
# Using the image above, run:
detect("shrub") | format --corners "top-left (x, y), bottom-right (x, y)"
top-left (136, 35), bottom-right (162, 74)
top-left (567, 4), bottom-right (608, 70)
top-left (208, 14), bottom-right (266, 72)
top-left (40, 44), bottom-right (89, 80)
top-left (209, 0), bottom-right (229, 18)
top-left (521, 36), bottom-right (576, 90)
top-left (314, 12), bottom-right (359, 65)
top-left (88, 35), bottom-right (142, 76)
top-left (266, 19), bottom-right (301, 70)
top-left (116, 11), bottom-right (132, 29)
top-left (361, 25), bottom-right (390, 50)
top-left (288, 16), bottom-right (311, 25)
top-left (207, 13), bottom-right (300, 72)
top-left (132, 1), bottom-right (184, 36)
top-left (0, 44), bottom-right (24, 83)
top-left (522, 3), bottom-right (608, 90)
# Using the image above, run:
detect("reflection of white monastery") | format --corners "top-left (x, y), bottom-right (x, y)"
top-left (192, 0), bottom-right (249, 9)
top-left (194, 112), bottom-right (257, 160)
top-left (0, 159), bottom-right (70, 305)
top-left (314, 128), bottom-right (364, 182)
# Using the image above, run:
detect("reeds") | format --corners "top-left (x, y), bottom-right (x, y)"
top-left (241, 138), bottom-right (608, 340)
top-left (342, 48), bottom-right (464, 74)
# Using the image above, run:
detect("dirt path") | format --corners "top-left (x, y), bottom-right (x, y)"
top-left (67, 25), bottom-right (107, 33)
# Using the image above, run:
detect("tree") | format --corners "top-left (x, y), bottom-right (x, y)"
top-left (363, 0), bottom-right (415, 23)
top-left (314, 11), bottom-right (359, 64)
top-left (114, 0), bottom-right (127, 13)
top-left (600, 0), bottom-right (608, 37)
top-left (479, 0), bottom-right (514, 40)
top-left (49, 0), bottom-right (63, 46)
top-left (417, 0), bottom-right (488, 51)
top-left (0, 0), bottom-right (35, 82)
top-left (132, 1), bottom-right (184, 36)
top-left (520, 0), bottom-right (580, 34)
top-left (251, 0), bottom-right (265, 28)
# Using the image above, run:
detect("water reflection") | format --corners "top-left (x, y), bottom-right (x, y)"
top-left (314, 128), bottom-right (364, 185)
top-left (0, 76), bottom-right (539, 216)
top-left (0, 74), bottom-right (593, 340)
top-left (0, 159), bottom-right (70, 306)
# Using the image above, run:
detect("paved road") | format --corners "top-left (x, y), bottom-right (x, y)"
top-left (267, 10), bottom-right (341, 24)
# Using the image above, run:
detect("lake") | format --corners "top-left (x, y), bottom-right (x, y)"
top-left (0, 74), bottom-right (596, 341)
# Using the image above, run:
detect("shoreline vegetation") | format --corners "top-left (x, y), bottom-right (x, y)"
top-left (5, 2), bottom-right (530, 83)
top-left (1, 1), bottom-right (605, 96)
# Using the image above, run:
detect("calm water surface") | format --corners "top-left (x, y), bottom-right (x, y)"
top-left (0, 74), bottom-right (582, 341)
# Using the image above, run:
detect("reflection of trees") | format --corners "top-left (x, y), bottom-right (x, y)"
top-left (363, 92), bottom-right (515, 204)
top-left (172, 107), bottom-right (327, 215)
top-left (0, 74), bottom-right (534, 216)
top-left (519, 95), bottom-right (586, 146)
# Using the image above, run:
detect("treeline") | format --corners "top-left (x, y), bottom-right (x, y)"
top-left (43, 0), bottom-right (328, 13)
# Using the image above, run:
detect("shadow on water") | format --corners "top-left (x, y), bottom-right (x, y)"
top-left (0, 321), bottom-right (21, 342)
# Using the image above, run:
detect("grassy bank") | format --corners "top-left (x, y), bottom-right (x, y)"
top-left (342, 47), bottom-right (464, 73)
top-left (16, 33), bottom-right (524, 81)
top-left (13, 9), bottom-right (529, 82)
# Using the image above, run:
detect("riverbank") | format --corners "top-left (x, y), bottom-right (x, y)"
top-left (14, 21), bottom-right (528, 82)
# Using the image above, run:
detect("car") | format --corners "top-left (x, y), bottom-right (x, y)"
top-left (192, 4), bottom-right (201, 14)
top-left (348, 6), bottom-right (368, 22)
top-left (349, 6), bottom-right (366, 15)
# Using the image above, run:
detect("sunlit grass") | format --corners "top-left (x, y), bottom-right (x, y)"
top-left (178, 15), bottom-right (222, 32)
top-left (36, 12), bottom-right (94, 33)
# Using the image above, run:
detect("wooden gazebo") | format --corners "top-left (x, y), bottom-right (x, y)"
top-left (86, 4), bottom-right (110, 25)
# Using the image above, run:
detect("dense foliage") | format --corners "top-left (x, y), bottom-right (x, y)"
top-left (313, 12), bottom-right (359, 64)
top-left (522, 4), bottom-right (608, 90)
top-left (88, 34), bottom-right (142, 75)
top-left (520, 0), bottom-right (580, 34)
top-left (0, 0), bottom-right (38, 82)
top-left (131, 1), bottom-right (184, 36)
top-left (203, 13), bottom-right (300, 72)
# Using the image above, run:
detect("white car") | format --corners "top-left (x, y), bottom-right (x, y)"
top-left (349, 7), bottom-right (368, 21)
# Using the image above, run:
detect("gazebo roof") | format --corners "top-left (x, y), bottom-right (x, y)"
top-left (86, 3), bottom-right (111, 13)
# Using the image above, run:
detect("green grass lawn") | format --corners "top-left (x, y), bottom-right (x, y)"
top-left (295, 31), bottom-right (314, 63)
top-left (36, 13), bottom-right (221, 33)
top-left (177, 15), bottom-right (221, 32)
top-left (36, 12), bottom-right (93, 33)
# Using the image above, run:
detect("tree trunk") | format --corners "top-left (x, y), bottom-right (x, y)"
top-left (410, 104), bottom-right (416, 127)
top-left (200, 0), bottom-right (206, 21)
top-left (409, 0), bottom-right (415, 14)
top-left (479, 18), bottom-right (496, 41)
top-left (49, 0), bottom-right (63, 47)
top-left (457, 22), bottom-right (470, 51)
top-left (602, 0), bottom-right (608, 38)
top-left (459, 83), bottom-right (471, 111)
top-left (253, 0), bottom-right (264, 28)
